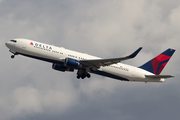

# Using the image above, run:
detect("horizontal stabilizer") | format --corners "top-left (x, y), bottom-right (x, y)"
top-left (145, 75), bottom-right (174, 79)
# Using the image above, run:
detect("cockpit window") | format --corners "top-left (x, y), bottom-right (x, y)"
top-left (10, 40), bottom-right (17, 43)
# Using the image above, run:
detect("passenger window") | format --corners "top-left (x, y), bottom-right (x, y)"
top-left (10, 40), bottom-right (17, 43)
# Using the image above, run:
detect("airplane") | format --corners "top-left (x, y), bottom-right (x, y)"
top-left (5, 38), bottom-right (175, 83)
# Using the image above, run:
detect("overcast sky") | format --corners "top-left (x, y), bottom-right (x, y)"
top-left (0, 0), bottom-right (180, 120)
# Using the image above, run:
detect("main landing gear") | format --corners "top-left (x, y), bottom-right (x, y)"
top-left (77, 68), bottom-right (91, 79)
top-left (77, 73), bottom-right (91, 79)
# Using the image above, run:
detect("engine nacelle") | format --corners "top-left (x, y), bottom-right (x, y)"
top-left (52, 63), bottom-right (74, 72)
top-left (64, 58), bottom-right (82, 69)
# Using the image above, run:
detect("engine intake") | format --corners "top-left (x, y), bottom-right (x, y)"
top-left (52, 63), bottom-right (74, 72)
top-left (64, 58), bottom-right (82, 69)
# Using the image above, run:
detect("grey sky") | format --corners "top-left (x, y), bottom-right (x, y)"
top-left (0, 0), bottom-right (180, 120)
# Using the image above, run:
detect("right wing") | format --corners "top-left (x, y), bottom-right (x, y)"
top-left (80, 47), bottom-right (142, 69)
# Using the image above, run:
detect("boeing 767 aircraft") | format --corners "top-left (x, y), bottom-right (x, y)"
top-left (5, 38), bottom-right (175, 82)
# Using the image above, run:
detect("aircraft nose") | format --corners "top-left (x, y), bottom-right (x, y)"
top-left (5, 41), bottom-right (11, 48)
top-left (5, 42), bottom-right (8, 47)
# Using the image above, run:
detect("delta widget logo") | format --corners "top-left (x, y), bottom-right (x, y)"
top-left (30, 42), bottom-right (33, 45)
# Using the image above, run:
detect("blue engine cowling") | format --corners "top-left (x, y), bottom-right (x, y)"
top-left (64, 58), bottom-right (82, 69)
top-left (52, 63), bottom-right (74, 72)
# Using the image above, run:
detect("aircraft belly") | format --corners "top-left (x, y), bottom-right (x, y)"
top-left (90, 69), bottom-right (129, 81)
top-left (92, 66), bottom-right (130, 81)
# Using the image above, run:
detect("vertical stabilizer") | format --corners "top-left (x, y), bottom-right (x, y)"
top-left (139, 48), bottom-right (175, 75)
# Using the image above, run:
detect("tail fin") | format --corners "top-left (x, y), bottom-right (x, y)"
top-left (139, 48), bottom-right (175, 75)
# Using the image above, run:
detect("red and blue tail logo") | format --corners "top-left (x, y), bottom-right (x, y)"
top-left (139, 48), bottom-right (175, 75)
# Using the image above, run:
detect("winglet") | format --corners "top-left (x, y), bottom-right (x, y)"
top-left (128, 47), bottom-right (142, 58)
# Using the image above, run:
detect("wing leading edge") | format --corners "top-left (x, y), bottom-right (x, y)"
top-left (80, 47), bottom-right (142, 68)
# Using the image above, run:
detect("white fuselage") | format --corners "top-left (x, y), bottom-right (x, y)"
top-left (5, 38), bottom-right (165, 82)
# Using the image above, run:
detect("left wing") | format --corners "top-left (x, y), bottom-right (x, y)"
top-left (80, 47), bottom-right (142, 69)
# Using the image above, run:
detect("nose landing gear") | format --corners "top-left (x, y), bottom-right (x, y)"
top-left (9, 50), bottom-right (18, 59)
top-left (10, 53), bottom-right (18, 59)
top-left (11, 55), bottom-right (15, 59)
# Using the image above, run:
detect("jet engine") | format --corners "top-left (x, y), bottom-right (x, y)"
top-left (64, 58), bottom-right (82, 69)
top-left (52, 63), bottom-right (74, 72)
